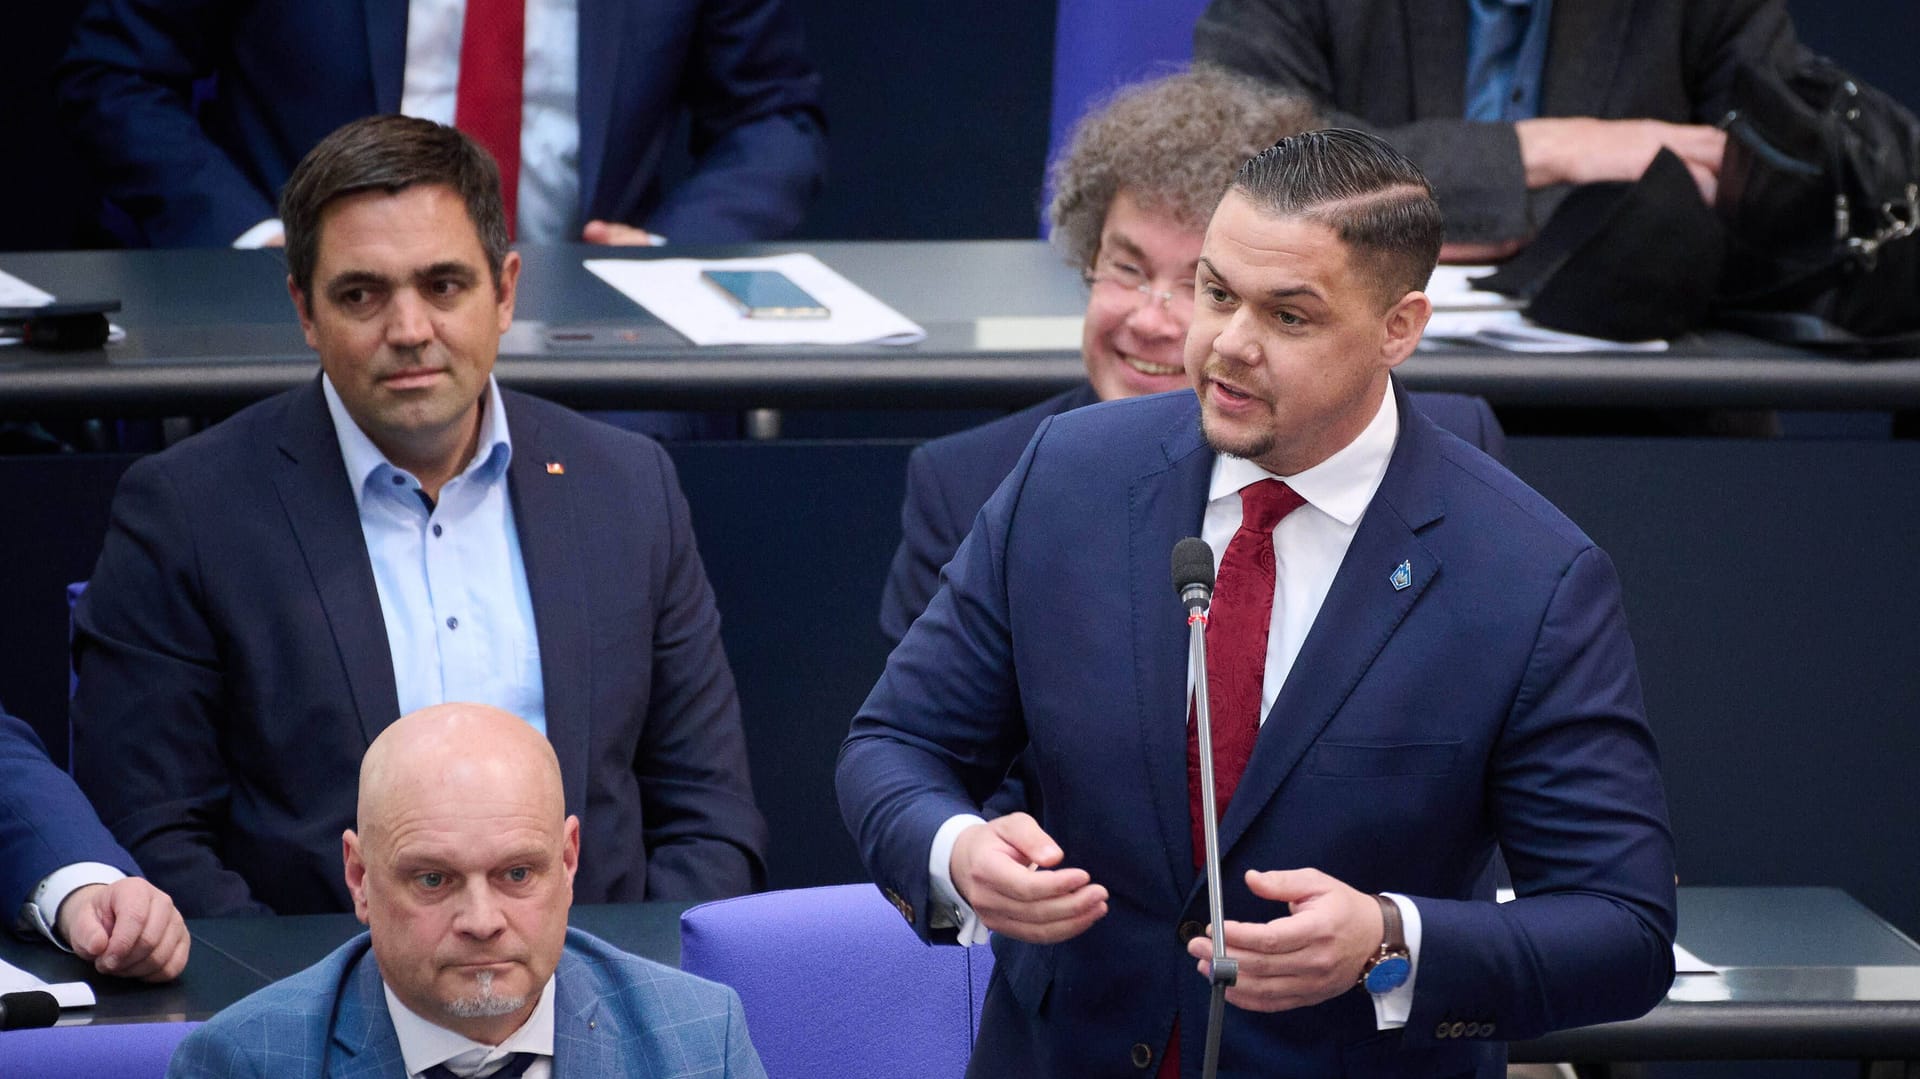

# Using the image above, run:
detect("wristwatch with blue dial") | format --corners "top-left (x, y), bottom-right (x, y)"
top-left (1360, 894), bottom-right (1412, 994)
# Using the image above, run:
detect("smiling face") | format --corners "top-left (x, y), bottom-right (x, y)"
top-left (1080, 190), bottom-right (1204, 402)
top-left (1184, 189), bottom-right (1431, 475)
top-left (289, 183), bottom-right (520, 482)
top-left (343, 706), bottom-right (578, 1046)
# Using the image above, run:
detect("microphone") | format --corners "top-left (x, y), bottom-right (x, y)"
top-left (1170, 538), bottom-right (1235, 1079)
top-left (1172, 537), bottom-right (1215, 615)
top-left (0, 989), bottom-right (61, 1031)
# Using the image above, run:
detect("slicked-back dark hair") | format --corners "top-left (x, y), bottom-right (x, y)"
top-left (1230, 128), bottom-right (1443, 306)
top-left (280, 115), bottom-right (511, 303)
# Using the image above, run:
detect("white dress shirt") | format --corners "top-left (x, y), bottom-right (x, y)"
top-left (386, 976), bottom-right (556, 1079)
top-left (928, 378), bottom-right (1423, 1028)
top-left (237, 0), bottom-right (581, 246)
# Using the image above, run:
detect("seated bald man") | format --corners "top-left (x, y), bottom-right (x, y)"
top-left (880, 69), bottom-right (1508, 644)
top-left (169, 703), bottom-right (765, 1079)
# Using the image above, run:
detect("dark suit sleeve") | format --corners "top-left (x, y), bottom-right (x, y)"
top-left (878, 445), bottom-right (967, 646)
top-left (71, 459), bottom-right (269, 916)
top-left (1193, 0), bottom-right (1535, 242)
top-left (635, 445), bottom-right (769, 899)
top-left (839, 423), bottom-right (1047, 942)
top-left (1193, 0), bottom-right (1800, 244)
top-left (1405, 545), bottom-right (1678, 1040)
top-left (0, 712), bottom-right (141, 915)
top-left (57, 0), bottom-right (279, 246)
top-left (643, 0), bottom-right (827, 241)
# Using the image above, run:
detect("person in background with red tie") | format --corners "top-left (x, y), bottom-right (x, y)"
top-left (837, 129), bottom-right (1675, 1077)
top-left (57, 0), bottom-right (824, 249)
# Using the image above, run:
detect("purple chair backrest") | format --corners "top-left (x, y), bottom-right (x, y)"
top-left (0, 1020), bottom-right (199, 1077)
top-left (681, 884), bottom-right (993, 1079)
top-left (1045, 0), bottom-right (1213, 232)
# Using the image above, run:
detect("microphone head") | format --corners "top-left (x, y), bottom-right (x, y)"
top-left (1171, 537), bottom-right (1216, 611)
top-left (0, 989), bottom-right (60, 1030)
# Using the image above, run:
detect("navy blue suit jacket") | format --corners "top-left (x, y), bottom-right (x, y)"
top-left (879, 385), bottom-right (1508, 644)
top-left (168, 928), bottom-right (765, 1078)
top-left (58, 0), bottom-right (826, 247)
top-left (839, 385), bottom-right (1674, 1077)
top-left (73, 378), bottom-right (766, 917)
top-left (0, 711), bottom-right (140, 916)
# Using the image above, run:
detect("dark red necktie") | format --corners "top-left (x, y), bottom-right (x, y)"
top-left (1187, 478), bottom-right (1305, 866)
top-left (1164, 478), bottom-right (1304, 1079)
top-left (454, 0), bottom-right (525, 235)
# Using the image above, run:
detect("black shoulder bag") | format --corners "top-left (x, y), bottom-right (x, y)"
top-left (1715, 54), bottom-right (1920, 352)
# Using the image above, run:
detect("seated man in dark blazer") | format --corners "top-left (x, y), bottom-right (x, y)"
top-left (1192, 0), bottom-right (1806, 256)
top-left (73, 116), bottom-right (766, 917)
top-left (881, 70), bottom-right (1507, 644)
top-left (170, 703), bottom-right (765, 1078)
top-left (58, 0), bottom-right (825, 247)
top-left (3, 708), bottom-right (188, 980)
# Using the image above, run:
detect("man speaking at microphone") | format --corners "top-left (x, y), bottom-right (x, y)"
top-left (837, 128), bottom-right (1675, 1077)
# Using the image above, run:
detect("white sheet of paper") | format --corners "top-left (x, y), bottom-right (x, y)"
top-left (1672, 942), bottom-right (1721, 974)
top-left (583, 253), bottom-right (926, 346)
top-left (1425, 265), bottom-right (1520, 312)
top-left (0, 955), bottom-right (98, 1008)
top-left (0, 268), bottom-right (57, 308)
top-left (1421, 309), bottom-right (1668, 352)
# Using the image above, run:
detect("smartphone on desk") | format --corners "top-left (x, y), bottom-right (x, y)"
top-left (700, 269), bottom-right (830, 319)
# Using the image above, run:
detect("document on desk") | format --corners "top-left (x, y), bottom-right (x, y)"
top-left (0, 268), bottom-right (57, 308)
top-left (1420, 309), bottom-right (1669, 353)
top-left (0, 955), bottom-right (97, 1008)
top-left (1419, 265), bottom-right (1669, 352)
top-left (1426, 265), bottom-right (1521, 312)
top-left (583, 253), bottom-right (926, 346)
top-left (0, 267), bottom-right (126, 348)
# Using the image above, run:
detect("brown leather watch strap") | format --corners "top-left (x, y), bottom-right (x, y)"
top-left (1376, 893), bottom-right (1406, 952)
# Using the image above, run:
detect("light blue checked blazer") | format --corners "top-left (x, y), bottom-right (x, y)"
top-left (167, 928), bottom-right (764, 1078)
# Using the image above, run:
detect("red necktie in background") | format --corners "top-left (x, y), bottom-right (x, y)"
top-left (454, 0), bottom-right (525, 235)
top-left (1163, 478), bottom-right (1304, 1079)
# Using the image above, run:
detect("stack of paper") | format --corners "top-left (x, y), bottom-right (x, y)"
top-left (0, 955), bottom-right (97, 1011)
top-left (583, 253), bottom-right (926, 347)
top-left (1419, 265), bottom-right (1669, 353)
top-left (0, 268), bottom-right (56, 308)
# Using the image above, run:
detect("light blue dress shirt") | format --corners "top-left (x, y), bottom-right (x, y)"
top-left (322, 375), bottom-right (547, 735)
top-left (1464, 0), bottom-right (1555, 122)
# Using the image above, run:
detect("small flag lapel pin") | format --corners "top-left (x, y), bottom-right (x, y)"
top-left (546, 461), bottom-right (566, 475)
top-left (1390, 560), bottom-right (1412, 591)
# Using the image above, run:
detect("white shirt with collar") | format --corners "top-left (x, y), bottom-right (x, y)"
top-left (385, 976), bottom-right (557, 1079)
top-left (928, 377), bottom-right (1423, 1028)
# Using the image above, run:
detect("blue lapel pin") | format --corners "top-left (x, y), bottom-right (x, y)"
top-left (1390, 560), bottom-right (1412, 591)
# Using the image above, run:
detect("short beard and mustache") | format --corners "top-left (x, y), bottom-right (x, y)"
top-left (443, 969), bottom-right (528, 1019)
top-left (1198, 409), bottom-right (1274, 462)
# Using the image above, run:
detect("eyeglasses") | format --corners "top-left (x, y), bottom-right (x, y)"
top-left (1082, 255), bottom-right (1196, 317)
